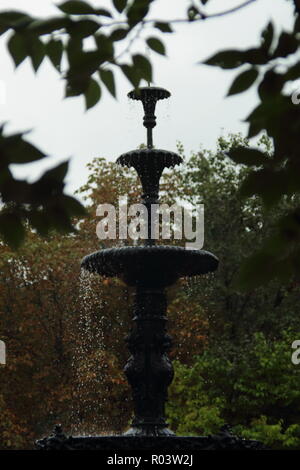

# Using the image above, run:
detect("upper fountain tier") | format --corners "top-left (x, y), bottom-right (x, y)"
top-left (81, 86), bottom-right (219, 285)
top-left (118, 86), bottom-right (183, 195)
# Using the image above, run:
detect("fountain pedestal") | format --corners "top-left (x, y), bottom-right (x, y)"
top-left (124, 288), bottom-right (174, 436)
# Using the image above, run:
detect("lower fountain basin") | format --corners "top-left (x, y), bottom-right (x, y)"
top-left (81, 245), bottom-right (218, 287)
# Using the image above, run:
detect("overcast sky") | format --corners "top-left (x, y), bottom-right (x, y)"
top-left (0, 0), bottom-right (294, 196)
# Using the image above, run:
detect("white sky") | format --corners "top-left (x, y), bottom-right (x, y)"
top-left (0, 0), bottom-right (294, 196)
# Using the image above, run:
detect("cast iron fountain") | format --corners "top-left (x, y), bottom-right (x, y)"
top-left (37, 87), bottom-right (263, 451)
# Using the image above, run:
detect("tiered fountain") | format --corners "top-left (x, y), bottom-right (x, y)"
top-left (37, 87), bottom-right (263, 451)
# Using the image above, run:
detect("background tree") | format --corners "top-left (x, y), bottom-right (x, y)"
top-left (0, 0), bottom-right (300, 290)
top-left (1, 134), bottom-right (300, 449)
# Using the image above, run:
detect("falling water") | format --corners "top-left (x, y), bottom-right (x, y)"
top-left (70, 269), bottom-right (110, 436)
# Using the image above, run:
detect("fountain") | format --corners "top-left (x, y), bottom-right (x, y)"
top-left (36, 87), bottom-right (263, 451)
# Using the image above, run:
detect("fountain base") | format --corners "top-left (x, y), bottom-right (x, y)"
top-left (36, 425), bottom-right (265, 451)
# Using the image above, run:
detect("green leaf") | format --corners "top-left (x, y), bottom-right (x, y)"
top-left (46, 38), bottom-right (63, 70)
top-left (28, 36), bottom-right (46, 72)
top-left (57, 0), bottom-right (95, 14)
top-left (261, 21), bottom-right (274, 52)
top-left (61, 195), bottom-right (86, 216)
top-left (84, 78), bottom-right (101, 110)
top-left (203, 50), bottom-right (245, 69)
top-left (0, 133), bottom-right (46, 164)
top-left (154, 22), bottom-right (173, 33)
top-left (0, 212), bottom-right (25, 249)
top-left (258, 70), bottom-right (284, 100)
top-left (240, 168), bottom-right (287, 207)
top-left (113, 0), bottom-right (127, 13)
top-left (41, 161), bottom-right (69, 183)
top-left (146, 37), bottom-right (166, 56)
top-left (94, 9), bottom-right (112, 18)
top-left (204, 48), bottom-right (268, 69)
top-left (272, 32), bottom-right (298, 59)
top-left (67, 19), bottom-right (100, 38)
top-left (187, 6), bottom-right (200, 21)
top-left (132, 54), bottom-right (152, 83)
top-left (110, 28), bottom-right (129, 41)
top-left (120, 64), bottom-right (140, 88)
top-left (94, 34), bottom-right (114, 60)
top-left (0, 11), bottom-right (33, 35)
top-left (7, 33), bottom-right (27, 67)
top-left (99, 68), bottom-right (116, 97)
top-left (9, 33), bottom-right (46, 72)
top-left (227, 68), bottom-right (259, 96)
top-left (285, 61), bottom-right (300, 81)
top-left (66, 36), bottom-right (83, 65)
top-left (227, 147), bottom-right (267, 166)
top-left (127, 0), bottom-right (151, 27)
top-left (27, 17), bottom-right (69, 35)
top-left (28, 210), bottom-right (50, 236)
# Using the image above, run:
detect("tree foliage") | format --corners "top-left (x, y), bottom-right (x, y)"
top-left (1, 135), bottom-right (300, 449)
top-left (0, 0), bottom-right (300, 288)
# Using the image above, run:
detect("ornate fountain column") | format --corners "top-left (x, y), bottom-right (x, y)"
top-left (124, 287), bottom-right (174, 436)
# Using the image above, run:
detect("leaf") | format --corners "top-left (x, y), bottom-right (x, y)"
top-left (227, 147), bottom-right (267, 166)
top-left (0, 11), bottom-right (33, 35)
top-left (240, 168), bottom-right (287, 207)
top-left (66, 36), bottom-right (83, 66)
top-left (120, 64), bottom-right (140, 88)
top-left (187, 6), bottom-right (200, 21)
top-left (9, 33), bottom-right (46, 72)
top-left (94, 9), bottom-right (112, 18)
top-left (127, 0), bottom-right (151, 27)
top-left (8, 33), bottom-right (27, 67)
top-left (99, 68), bottom-right (116, 97)
top-left (41, 161), bottom-right (69, 183)
top-left (84, 78), bottom-right (101, 110)
top-left (0, 133), bottom-right (46, 164)
top-left (110, 28), bottom-right (129, 41)
top-left (146, 37), bottom-right (166, 56)
top-left (45, 38), bottom-right (63, 70)
top-left (28, 36), bottom-right (46, 72)
top-left (61, 195), bottom-right (86, 216)
top-left (57, 0), bottom-right (95, 14)
top-left (67, 19), bottom-right (100, 38)
top-left (94, 34), bottom-right (114, 61)
top-left (154, 21), bottom-right (173, 33)
top-left (258, 70), bottom-right (284, 100)
top-left (227, 68), bottom-right (258, 96)
top-left (204, 48), bottom-right (268, 69)
top-left (272, 32), bottom-right (298, 59)
top-left (132, 54), bottom-right (152, 83)
top-left (285, 61), bottom-right (300, 81)
top-left (27, 17), bottom-right (69, 35)
top-left (113, 0), bottom-right (127, 13)
top-left (203, 50), bottom-right (245, 69)
top-left (261, 21), bottom-right (274, 52)
top-left (0, 212), bottom-right (25, 249)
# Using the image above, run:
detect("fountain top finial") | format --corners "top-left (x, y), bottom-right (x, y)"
top-left (128, 86), bottom-right (171, 102)
top-left (128, 86), bottom-right (171, 148)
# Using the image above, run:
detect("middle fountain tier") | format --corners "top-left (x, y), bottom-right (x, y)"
top-left (81, 86), bottom-right (219, 436)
